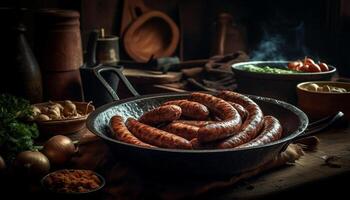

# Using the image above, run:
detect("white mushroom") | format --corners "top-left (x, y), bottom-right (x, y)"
top-left (63, 100), bottom-right (77, 117)
top-left (32, 106), bottom-right (41, 116)
top-left (305, 83), bottom-right (319, 92)
top-left (36, 114), bottom-right (50, 121)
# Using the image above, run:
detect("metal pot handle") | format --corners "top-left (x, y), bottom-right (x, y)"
top-left (279, 111), bottom-right (344, 153)
top-left (93, 64), bottom-right (139, 101)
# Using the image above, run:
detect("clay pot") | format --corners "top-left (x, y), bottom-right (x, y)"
top-left (35, 9), bottom-right (83, 72)
top-left (42, 70), bottom-right (83, 101)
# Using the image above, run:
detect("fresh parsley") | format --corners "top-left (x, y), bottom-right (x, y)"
top-left (0, 94), bottom-right (39, 161)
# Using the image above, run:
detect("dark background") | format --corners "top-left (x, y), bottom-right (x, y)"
top-left (1, 0), bottom-right (350, 76)
top-left (0, 1), bottom-right (349, 198)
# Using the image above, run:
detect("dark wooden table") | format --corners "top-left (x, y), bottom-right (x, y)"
top-left (74, 120), bottom-right (350, 199)
top-left (2, 121), bottom-right (349, 199)
top-left (205, 122), bottom-right (350, 199)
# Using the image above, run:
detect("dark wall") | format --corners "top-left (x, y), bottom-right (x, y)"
top-left (1, 0), bottom-right (349, 76)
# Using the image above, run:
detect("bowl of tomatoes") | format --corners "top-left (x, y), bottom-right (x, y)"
top-left (232, 58), bottom-right (336, 104)
top-left (288, 57), bottom-right (330, 73)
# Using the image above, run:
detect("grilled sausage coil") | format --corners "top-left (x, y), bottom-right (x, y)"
top-left (217, 91), bottom-right (264, 149)
top-left (173, 120), bottom-right (214, 127)
top-left (109, 91), bottom-right (284, 150)
top-left (163, 122), bottom-right (199, 140)
top-left (228, 102), bottom-right (248, 121)
top-left (190, 92), bottom-right (242, 143)
top-left (139, 105), bottom-right (182, 125)
top-left (126, 118), bottom-right (192, 149)
top-left (238, 116), bottom-right (282, 148)
top-left (110, 116), bottom-right (154, 148)
top-left (162, 100), bottom-right (209, 120)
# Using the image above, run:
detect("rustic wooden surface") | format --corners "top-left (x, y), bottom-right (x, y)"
top-left (202, 122), bottom-right (350, 199)
top-left (2, 120), bottom-right (349, 200)
top-left (70, 120), bottom-right (350, 200)
top-left (68, 119), bottom-right (350, 200)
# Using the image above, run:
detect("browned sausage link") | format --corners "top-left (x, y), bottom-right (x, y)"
top-left (190, 138), bottom-right (209, 149)
top-left (126, 118), bottom-right (192, 149)
top-left (163, 122), bottom-right (199, 140)
top-left (110, 116), bottom-right (155, 148)
top-left (218, 90), bottom-right (258, 108)
top-left (162, 100), bottom-right (209, 120)
top-left (238, 116), bottom-right (282, 148)
top-left (139, 105), bottom-right (182, 125)
top-left (216, 91), bottom-right (264, 148)
top-left (190, 92), bottom-right (242, 142)
top-left (190, 138), bottom-right (201, 149)
top-left (228, 102), bottom-right (248, 121)
top-left (190, 138), bottom-right (219, 150)
top-left (190, 92), bottom-right (237, 120)
top-left (174, 120), bottom-right (214, 127)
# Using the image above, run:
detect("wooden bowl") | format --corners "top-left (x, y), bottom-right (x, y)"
top-left (297, 81), bottom-right (350, 121)
top-left (123, 11), bottom-right (180, 62)
top-left (33, 101), bottom-right (95, 136)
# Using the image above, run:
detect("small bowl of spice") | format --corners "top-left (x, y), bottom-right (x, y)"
top-left (41, 169), bottom-right (105, 195)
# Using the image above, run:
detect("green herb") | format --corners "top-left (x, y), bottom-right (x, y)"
top-left (243, 65), bottom-right (299, 74)
top-left (0, 94), bottom-right (39, 161)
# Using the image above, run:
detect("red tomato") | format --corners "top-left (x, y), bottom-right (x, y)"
top-left (299, 64), bottom-right (309, 72)
top-left (288, 61), bottom-right (302, 70)
top-left (318, 62), bottom-right (329, 72)
top-left (304, 57), bottom-right (316, 66)
top-left (307, 63), bottom-right (322, 72)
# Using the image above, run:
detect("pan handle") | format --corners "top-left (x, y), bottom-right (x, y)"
top-left (279, 111), bottom-right (344, 153)
top-left (93, 64), bottom-right (139, 101)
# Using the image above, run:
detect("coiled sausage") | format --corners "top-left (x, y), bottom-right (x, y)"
top-left (126, 118), bottom-right (192, 149)
top-left (162, 100), bottom-right (209, 120)
top-left (163, 122), bottom-right (199, 140)
top-left (110, 115), bottom-right (154, 148)
top-left (228, 102), bottom-right (248, 121)
top-left (190, 92), bottom-right (242, 142)
top-left (139, 105), bottom-right (182, 125)
top-left (173, 120), bottom-right (214, 127)
top-left (217, 91), bottom-right (264, 148)
top-left (238, 116), bottom-right (282, 148)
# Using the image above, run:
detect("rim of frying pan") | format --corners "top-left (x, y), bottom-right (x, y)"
top-left (87, 92), bottom-right (309, 153)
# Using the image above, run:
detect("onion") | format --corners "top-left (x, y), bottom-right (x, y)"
top-left (13, 151), bottom-right (50, 177)
top-left (0, 155), bottom-right (6, 171)
top-left (42, 135), bottom-right (76, 166)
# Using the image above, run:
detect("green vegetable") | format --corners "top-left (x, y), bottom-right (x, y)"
top-left (243, 65), bottom-right (299, 74)
top-left (0, 94), bottom-right (39, 161)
